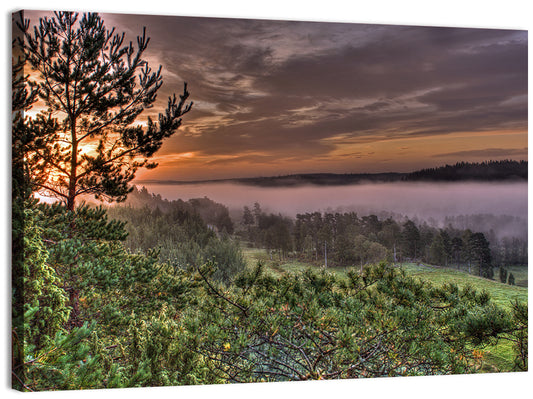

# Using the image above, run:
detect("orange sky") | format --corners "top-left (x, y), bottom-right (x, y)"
top-left (23, 11), bottom-right (528, 181)
top-left (136, 130), bottom-right (527, 181)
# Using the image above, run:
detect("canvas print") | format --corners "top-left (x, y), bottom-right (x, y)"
top-left (12, 9), bottom-right (527, 391)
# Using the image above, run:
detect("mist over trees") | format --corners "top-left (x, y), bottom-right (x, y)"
top-left (119, 186), bottom-right (235, 233)
top-left (237, 205), bottom-right (526, 282)
top-left (443, 213), bottom-right (527, 242)
top-left (105, 187), bottom-right (244, 283)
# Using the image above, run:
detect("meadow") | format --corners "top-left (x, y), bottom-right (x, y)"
top-left (242, 246), bottom-right (528, 372)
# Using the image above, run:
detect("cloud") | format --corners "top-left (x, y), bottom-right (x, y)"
top-left (125, 16), bottom-right (525, 159)
top-left (27, 11), bottom-right (528, 177)
top-left (203, 153), bottom-right (278, 166)
top-left (432, 147), bottom-right (528, 158)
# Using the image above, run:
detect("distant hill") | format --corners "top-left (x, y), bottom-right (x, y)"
top-left (230, 172), bottom-right (403, 187)
top-left (402, 160), bottom-right (527, 182)
top-left (136, 160), bottom-right (527, 187)
top-left (136, 172), bottom-right (403, 186)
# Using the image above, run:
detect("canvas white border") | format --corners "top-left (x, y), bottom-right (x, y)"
top-left (2, 1), bottom-right (531, 398)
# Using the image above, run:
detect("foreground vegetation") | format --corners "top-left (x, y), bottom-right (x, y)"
top-left (13, 198), bottom-right (527, 391)
top-left (243, 247), bottom-right (527, 372)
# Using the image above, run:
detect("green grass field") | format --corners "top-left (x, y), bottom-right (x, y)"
top-left (400, 262), bottom-right (527, 309)
top-left (241, 246), bottom-right (528, 372)
top-left (398, 262), bottom-right (528, 372)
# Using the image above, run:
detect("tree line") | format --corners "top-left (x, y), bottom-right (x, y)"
top-left (403, 160), bottom-right (527, 182)
top-left (238, 203), bottom-right (526, 282)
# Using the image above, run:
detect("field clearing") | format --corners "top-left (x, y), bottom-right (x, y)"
top-left (242, 248), bottom-right (527, 308)
top-left (397, 263), bottom-right (528, 372)
top-left (241, 246), bottom-right (528, 372)
top-left (400, 263), bottom-right (528, 309)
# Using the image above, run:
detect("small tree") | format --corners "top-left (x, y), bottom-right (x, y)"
top-left (469, 232), bottom-right (493, 278)
top-left (242, 206), bottom-right (254, 226)
top-left (499, 266), bottom-right (508, 284)
top-left (508, 273), bottom-right (515, 286)
top-left (429, 230), bottom-right (452, 266)
top-left (17, 12), bottom-right (192, 210)
top-left (353, 234), bottom-right (388, 272)
top-left (252, 202), bottom-right (262, 225)
top-left (401, 220), bottom-right (421, 260)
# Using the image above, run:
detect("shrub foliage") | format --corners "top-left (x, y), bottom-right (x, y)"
top-left (13, 200), bottom-right (528, 390)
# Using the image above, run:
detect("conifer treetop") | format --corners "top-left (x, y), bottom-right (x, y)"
top-left (17, 11), bottom-right (193, 210)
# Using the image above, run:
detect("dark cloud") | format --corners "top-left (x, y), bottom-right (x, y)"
top-left (27, 11), bottom-right (528, 175)
top-left (255, 27), bottom-right (525, 99)
top-left (105, 15), bottom-right (526, 161)
top-left (433, 147), bottom-right (528, 158)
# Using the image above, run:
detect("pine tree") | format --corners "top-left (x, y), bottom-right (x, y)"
top-left (469, 232), bottom-right (493, 278)
top-left (499, 266), bottom-right (508, 284)
top-left (401, 220), bottom-right (421, 260)
top-left (429, 230), bottom-right (452, 266)
top-left (16, 11), bottom-right (192, 210)
top-left (242, 206), bottom-right (254, 226)
top-left (12, 29), bottom-right (42, 387)
top-left (252, 202), bottom-right (262, 225)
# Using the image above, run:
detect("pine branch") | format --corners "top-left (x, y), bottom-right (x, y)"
top-left (197, 266), bottom-right (249, 317)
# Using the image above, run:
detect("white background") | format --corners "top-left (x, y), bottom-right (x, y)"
top-left (2, 1), bottom-right (531, 397)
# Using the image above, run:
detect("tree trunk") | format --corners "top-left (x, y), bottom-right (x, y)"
top-left (67, 116), bottom-right (78, 211)
top-left (324, 241), bottom-right (327, 268)
top-left (66, 287), bottom-right (82, 329)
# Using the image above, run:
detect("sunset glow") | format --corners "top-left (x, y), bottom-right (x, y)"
top-left (23, 11), bottom-right (528, 182)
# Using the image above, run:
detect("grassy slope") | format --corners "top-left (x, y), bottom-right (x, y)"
top-left (399, 262), bottom-right (527, 372)
top-left (400, 263), bottom-right (527, 309)
top-left (241, 247), bottom-right (528, 372)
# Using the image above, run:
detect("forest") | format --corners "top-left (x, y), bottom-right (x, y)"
top-left (137, 160), bottom-right (528, 187)
top-left (12, 11), bottom-right (527, 392)
top-left (237, 201), bottom-right (527, 283)
top-left (402, 160), bottom-right (527, 182)
top-left (13, 188), bottom-right (529, 390)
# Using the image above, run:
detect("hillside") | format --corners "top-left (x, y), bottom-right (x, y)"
top-left (402, 160), bottom-right (527, 182)
top-left (242, 247), bottom-right (528, 372)
top-left (137, 160), bottom-right (527, 187)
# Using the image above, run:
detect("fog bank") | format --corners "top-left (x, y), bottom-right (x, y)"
top-left (140, 181), bottom-right (527, 221)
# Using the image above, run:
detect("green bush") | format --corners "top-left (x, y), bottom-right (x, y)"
top-left (13, 202), bottom-right (528, 390)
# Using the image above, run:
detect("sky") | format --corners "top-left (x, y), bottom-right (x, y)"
top-left (24, 10), bottom-right (528, 181)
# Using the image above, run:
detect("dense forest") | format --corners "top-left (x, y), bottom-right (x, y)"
top-left (237, 203), bottom-right (527, 284)
top-left (403, 160), bottom-right (527, 182)
top-left (138, 160), bottom-right (527, 187)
